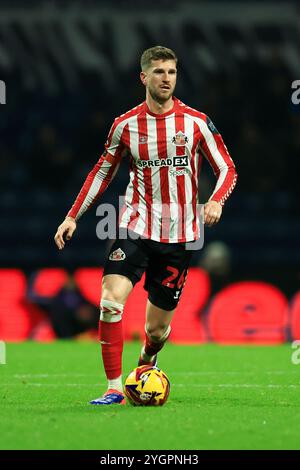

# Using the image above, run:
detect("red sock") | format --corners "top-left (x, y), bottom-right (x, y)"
top-left (99, 320), bottom-right (123, 380)
top-left (144, 334), bottom-right (166, 357)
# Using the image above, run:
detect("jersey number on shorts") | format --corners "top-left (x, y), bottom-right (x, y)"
top-left (162, 266), bottom-right (186, 289)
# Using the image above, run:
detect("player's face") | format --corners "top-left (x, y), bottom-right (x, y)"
top-left (141, 59), bottom-right (177, 104)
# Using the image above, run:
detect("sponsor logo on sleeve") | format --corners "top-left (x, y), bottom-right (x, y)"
top-left (206, 116), bottom-right (219, 134)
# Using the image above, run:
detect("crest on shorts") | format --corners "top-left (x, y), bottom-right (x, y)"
top-left (172, 131), bottom-right (188, 146)
top-left (109, 248), bottom-right (126, 261)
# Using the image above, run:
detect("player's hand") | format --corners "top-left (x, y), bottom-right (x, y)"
top-left (203, 200), bottom-right (222, 227)
top-left (54, 217), bottom-right (77, 250)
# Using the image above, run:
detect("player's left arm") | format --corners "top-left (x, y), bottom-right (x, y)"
top-left (198, 115), bottom-right (238, 227)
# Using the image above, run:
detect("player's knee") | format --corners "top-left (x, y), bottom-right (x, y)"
top-left (100, 299), bottom-right (124, 323)
top-left (102, 274), bottom-right (133, 303)
top-left (146, 324), bottom-right (171, 343)
top-left (101, 286), bottom-right (124, 305)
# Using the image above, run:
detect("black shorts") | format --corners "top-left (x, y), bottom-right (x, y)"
top-left (103, 230), bottom-right (194, 311)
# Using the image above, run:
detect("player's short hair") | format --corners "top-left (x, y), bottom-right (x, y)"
top-left (140, 46), bottom-right (178, 71)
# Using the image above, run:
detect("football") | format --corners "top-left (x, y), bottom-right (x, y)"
top-left (124, 365), bottom-right (170, 406)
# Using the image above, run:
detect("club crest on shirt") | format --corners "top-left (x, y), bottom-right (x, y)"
top-left (109, 248), bottom-right (126, 261)
top-left (172, 131), bottom-right (188, 146)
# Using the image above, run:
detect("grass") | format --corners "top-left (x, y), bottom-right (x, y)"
top-left (0, 341), bottom-right (299, 450)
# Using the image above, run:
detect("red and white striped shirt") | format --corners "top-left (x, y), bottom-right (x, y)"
top-left (68, 97), bottom-right (237, 243)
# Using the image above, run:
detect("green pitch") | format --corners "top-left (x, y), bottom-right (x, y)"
top-left (0, 341), bottom-right (299, 450)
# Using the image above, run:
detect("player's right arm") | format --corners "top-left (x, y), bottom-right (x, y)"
top-left (54, 216), bottom-right (77, 250)
top-left (54, 118), bottom-right (126, 250)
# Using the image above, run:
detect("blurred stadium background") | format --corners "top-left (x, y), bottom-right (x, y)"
top-left (2, 0), bottom-right (300, 453)
top-left (0, 0), bottom-right (299, 345)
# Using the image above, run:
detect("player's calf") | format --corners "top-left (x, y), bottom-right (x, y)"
top-left (99, 299), bottom-right (124, 393)
top-left (138, 325), bottom-right (171, 366)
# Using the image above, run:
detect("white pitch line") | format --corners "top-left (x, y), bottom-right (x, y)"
top-left (12, 370), bottom-right (298, 379)
top-left (0, 383), bottom-right (105, 387)
top-left (13, 374), bottom-right (96, 378)
top-left (171, 371), bottom-right (300, 376)
top-left (174, 384), bottom-right (300, 388)
top-left (1, 383), bottom-right (300, 388)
